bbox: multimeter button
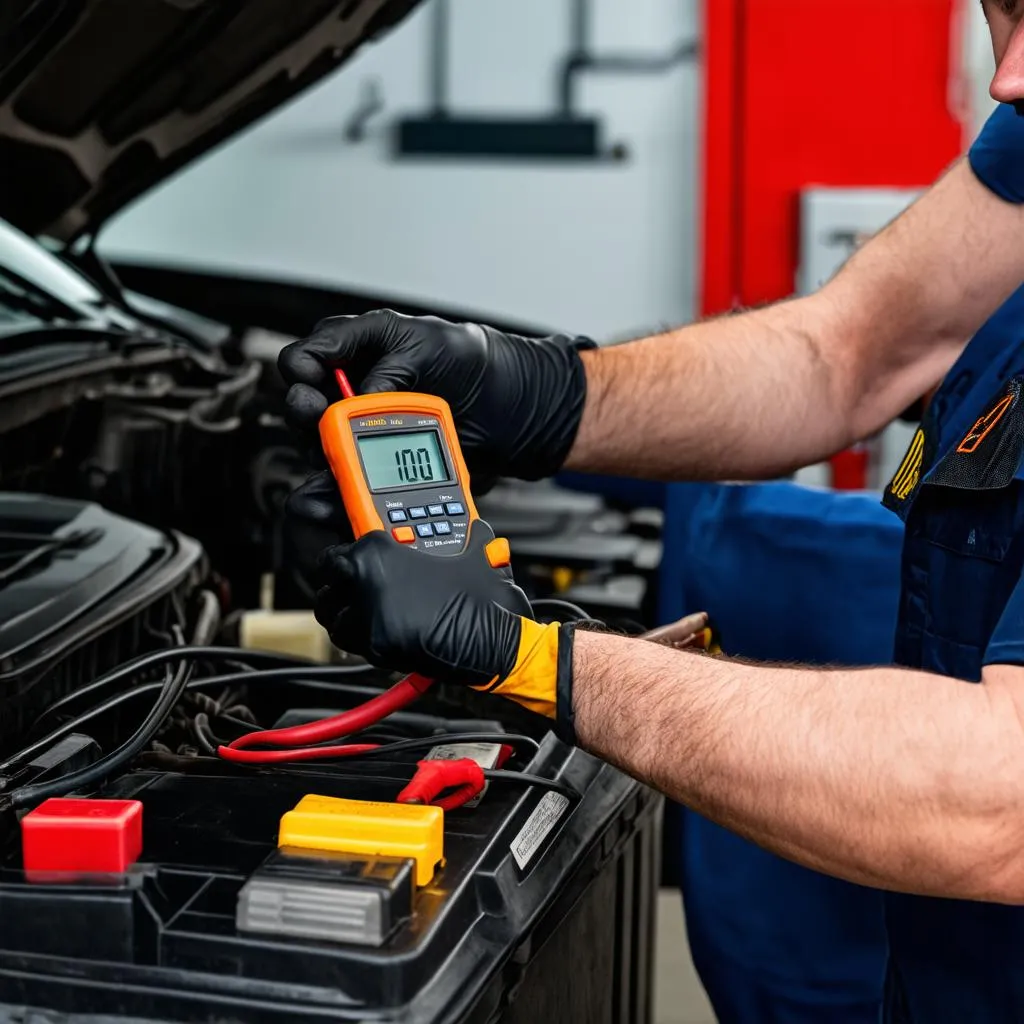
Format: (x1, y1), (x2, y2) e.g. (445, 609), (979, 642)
(392, 526), (416, 544)
(434, 521), (452, 536)
(409, 507), (427, 519)
(445, 502), (465, 516)
(427, 504), (445, 517)
(415, 523), (434, 538)
(388, 510), (409, 523)
(485, 538), (512, 569)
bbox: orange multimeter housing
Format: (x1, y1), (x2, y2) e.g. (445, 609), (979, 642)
(319, 392), (510, 568)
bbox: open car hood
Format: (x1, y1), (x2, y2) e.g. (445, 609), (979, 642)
(0, 0), (422, 242)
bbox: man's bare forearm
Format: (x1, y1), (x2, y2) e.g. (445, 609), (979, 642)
(566, 160), (1024, 481)
(572, 630), (1024, 903)
(567, 297), (853, 480)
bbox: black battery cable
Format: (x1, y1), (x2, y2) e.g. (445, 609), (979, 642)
(29, 645), (347, 736)
(7, 628), (193, 810)
(6, 665), (377, 774)
(529, 598), (599, 623)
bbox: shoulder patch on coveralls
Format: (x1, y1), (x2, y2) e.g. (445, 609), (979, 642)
(929, 376), (1024, 492)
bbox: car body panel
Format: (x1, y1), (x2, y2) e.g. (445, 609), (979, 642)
(0, 0), (423, 240)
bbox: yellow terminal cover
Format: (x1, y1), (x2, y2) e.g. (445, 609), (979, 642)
(278, 795), (444, 887)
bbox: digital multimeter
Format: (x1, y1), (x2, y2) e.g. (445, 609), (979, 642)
(319, 382), (511, 570)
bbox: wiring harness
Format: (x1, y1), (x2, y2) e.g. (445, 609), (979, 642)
(0, 597), (715, 814)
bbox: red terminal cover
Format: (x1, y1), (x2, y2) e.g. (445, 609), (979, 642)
(21, 798), (143, 874)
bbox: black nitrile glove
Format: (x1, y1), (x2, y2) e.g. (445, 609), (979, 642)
(279, 310), (594, 520)
(287, 467), (354, 537)
(315, 519), (578, 733)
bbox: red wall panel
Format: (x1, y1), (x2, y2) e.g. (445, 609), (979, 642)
(701, 0), (967, 316)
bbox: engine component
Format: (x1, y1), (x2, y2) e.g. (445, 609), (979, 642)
(238, 608), (336, 662)
(0, 493), (203, 756)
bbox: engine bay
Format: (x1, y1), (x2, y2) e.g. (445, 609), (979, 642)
(0, 238), (664, 1024)
(0, 3), (668, 1019)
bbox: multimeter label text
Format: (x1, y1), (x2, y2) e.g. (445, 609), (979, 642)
(422, 537), (463, 550)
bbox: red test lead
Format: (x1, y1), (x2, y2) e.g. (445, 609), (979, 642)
(396, 758), (486, 812)
(217, 673), (435, 764)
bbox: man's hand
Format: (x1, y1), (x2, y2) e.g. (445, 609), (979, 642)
(279, 311), (594, 524)
(314, 520), (571, 722)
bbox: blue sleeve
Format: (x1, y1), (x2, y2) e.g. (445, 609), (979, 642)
(969, 104), (1024, 204)
(985, 575), (1024, 666)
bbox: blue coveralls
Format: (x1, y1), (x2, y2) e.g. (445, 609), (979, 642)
(668, 285), (1024, 1024)
(883, 101), (1024, 1023)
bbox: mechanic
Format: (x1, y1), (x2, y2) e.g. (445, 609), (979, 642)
(281, 6), (1024, 1021)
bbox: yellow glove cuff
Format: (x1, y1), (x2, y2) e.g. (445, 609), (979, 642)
(472, 618), (561, 719)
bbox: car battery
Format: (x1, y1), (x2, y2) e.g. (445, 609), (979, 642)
(0, 730), (661, 1024)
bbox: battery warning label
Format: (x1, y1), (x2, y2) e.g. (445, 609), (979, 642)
(510, 792), (570, 870)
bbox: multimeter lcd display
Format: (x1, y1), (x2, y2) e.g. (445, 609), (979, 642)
(357, 430), (452, 491)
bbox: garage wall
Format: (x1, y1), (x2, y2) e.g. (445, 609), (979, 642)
(964, 0), (998, 137)
(100, 0), (701, 342)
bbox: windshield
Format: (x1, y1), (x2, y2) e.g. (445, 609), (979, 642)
(0, 218), (156, 346)
(0, 267), (70, 330)
(0, 219), (105, 326)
